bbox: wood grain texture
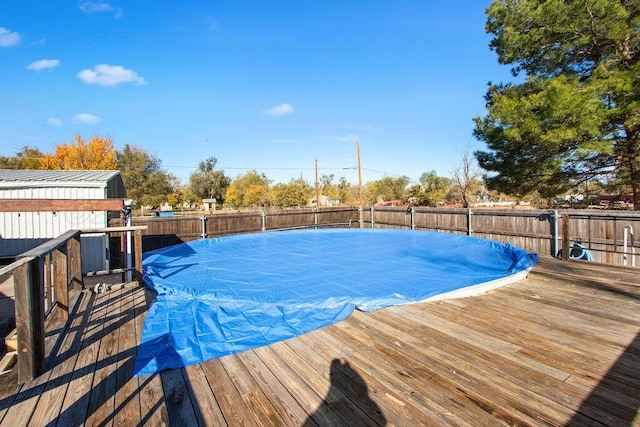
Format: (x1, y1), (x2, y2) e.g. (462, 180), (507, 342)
(0, 257), (638, 426)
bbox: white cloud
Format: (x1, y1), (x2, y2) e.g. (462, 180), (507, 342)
(266, 103), (294, 117)
(79, 2), (122, 18)
(27, 59), (61, 71)
(77, 64), (146, 87)
(79, 2), (113, 13)
(72, 113), (102, 124)
(0, 27), (20, 48)
(47, 117), (63, 127)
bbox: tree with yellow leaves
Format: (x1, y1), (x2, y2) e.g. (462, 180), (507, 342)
(40, 134), (117, 170)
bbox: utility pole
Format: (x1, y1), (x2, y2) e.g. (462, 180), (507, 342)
(357, 136), (363, 206)
(315, 157), (320, 209)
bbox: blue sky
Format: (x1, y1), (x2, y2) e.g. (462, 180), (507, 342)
(0, 1), (513, 186)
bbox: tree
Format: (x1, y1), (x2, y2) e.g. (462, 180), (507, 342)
(0, 146), (45, 169)
(316, 174), (358, 205)
(365, 176), (410, 205)
(40, 134), (117, 170)
(270, 179), (312, 208)
(116, 145), (175, 207)
(451, 148), (483, 208)
(226, 171), (271, 207)
(188, 157), (230, 203)
(474, 0), (640, 209)
(408, 171), (452, 206)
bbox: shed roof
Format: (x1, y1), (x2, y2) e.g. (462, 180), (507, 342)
(0, 169), (120, 184)
(0, 169), (126, 198)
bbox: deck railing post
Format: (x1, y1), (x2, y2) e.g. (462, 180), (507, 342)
(14, 257), (46, 383)
(562, 214), (570, 261)
(68, 233), (83, 290)
(53, 246), (69, 318)
(134, 229), (143, 283)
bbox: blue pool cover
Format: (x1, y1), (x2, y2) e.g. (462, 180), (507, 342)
(134, 228), (537, 376)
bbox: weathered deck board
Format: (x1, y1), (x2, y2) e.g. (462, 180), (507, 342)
(22, 291), (93, 425)
(0, 256), (638, 426)
(112, 286), (141, 426)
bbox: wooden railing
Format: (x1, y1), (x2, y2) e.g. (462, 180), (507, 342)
(0, 226), (146, 383)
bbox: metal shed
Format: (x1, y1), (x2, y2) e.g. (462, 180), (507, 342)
(0, 170), (126, 272)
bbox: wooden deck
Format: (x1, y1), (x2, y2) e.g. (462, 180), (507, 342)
(0, 257), (638, 426)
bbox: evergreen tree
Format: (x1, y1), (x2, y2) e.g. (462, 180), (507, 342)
(475, 0), (640, 209)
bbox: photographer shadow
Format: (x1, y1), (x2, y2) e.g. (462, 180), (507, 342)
(304, 358), (386, 426)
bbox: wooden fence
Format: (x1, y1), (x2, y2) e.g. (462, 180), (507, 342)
(112, 208), (360, 252)
(115, 207), (639, 268)
(0, 226), (145, 383)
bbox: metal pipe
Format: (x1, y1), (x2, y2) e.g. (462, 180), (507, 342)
(553, 210), (559, 257)
(623, 225), (635, 267)
(370, 206), (374, 228)
(407, 207), (415, 230)
(125, 211), (132, 283)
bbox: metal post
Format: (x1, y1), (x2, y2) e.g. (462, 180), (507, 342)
(261, 208), (266, 232)
(314, 206), (318, 229)
(623, 225), (635, 267)
(467, 209), (473, 236)
(370, 206), (374, 228)
(201, 215), (207, 239)
(358, 206), (363, 228)
(407, 207), (415, 230)
(552, 210), (559, 257)
(126, 214), (133, 283)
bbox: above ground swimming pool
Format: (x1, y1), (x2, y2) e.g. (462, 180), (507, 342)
(134, 228), (538, 376)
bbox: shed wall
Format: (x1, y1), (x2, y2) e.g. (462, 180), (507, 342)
(0, 183), (109, 272)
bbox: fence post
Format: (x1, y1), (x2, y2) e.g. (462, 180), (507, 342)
(467, 209), (473, 236)
(14, 258), (45, 383)
(562, 214), (570, 261)
(53, 247), (69, 318)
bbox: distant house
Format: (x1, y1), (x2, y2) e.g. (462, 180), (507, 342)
(202, 198), (217, 212)
(310, 195), (340, 208)
(0, 169), (126, 272)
